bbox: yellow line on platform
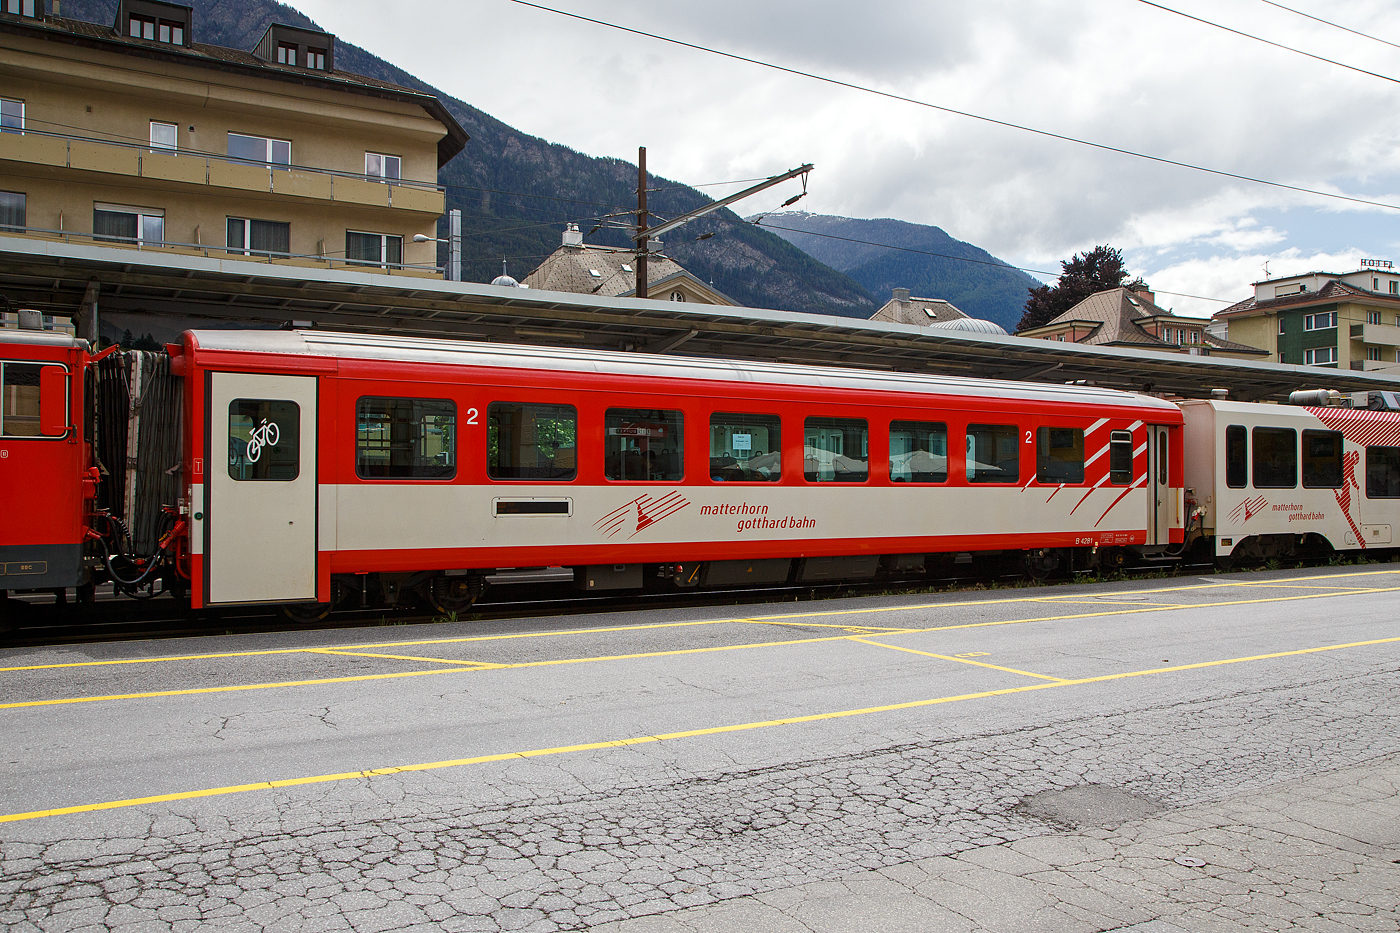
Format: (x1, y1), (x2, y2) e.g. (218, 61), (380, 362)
(304, 649), (502, 667)
(848, 638), (1070, 682)
(4, 634), (1397, 825)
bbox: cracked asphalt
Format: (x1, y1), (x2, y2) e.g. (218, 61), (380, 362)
(1, 564), (1398, 932)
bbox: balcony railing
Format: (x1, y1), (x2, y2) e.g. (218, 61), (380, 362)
(0, 226), (442, 277)
(0, 128), (445, 213)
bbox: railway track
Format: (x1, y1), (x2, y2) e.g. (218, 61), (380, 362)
(0, 558), (1220, 648)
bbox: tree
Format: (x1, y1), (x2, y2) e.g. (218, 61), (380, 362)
(1017, 245), (1147, 332)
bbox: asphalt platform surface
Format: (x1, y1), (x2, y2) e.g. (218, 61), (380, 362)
(1, 564), (1397, 931)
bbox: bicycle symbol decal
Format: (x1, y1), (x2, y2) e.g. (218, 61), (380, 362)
(245, 419), (280, 463)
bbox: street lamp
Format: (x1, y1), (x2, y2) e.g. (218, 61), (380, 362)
(413, 208), (461, 281)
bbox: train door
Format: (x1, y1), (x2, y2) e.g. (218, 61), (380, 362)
(1148, 425), (1170, 546)
(206, 372), (317, 605)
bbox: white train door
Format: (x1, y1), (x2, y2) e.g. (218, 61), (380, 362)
(1148, 425), (1170, 546)
(206, 372), (318, 605)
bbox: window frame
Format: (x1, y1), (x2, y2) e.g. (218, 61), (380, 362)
(277, 41), (298, 66)
(1252, 426), (1298, 489)
(226, 216), (291, 258)
(1304, 346), (1338, 366)
(1225, 424), (1247, 489)
(1301, 429), (1343, 489)
(93, 202), (164, 246)
(1366, 446), (1400, 499)
(803, 416), (869, 483)
(226, 398), (300, 482)
(1035, 426), (1085, 485)
(0, 189), (25, 232)
(709, 412), (781, 483)
(889, 420), (948, 484)
(0, 360), (69, 440)
(0, 97), (23, 134)
(486, 401), (578, 482)
(604, 407), (685, 483)
(1303, 311), (1337, 331)
(346, 230), (404, 268)
(965, 423), (1020, 484)
(354, 396), (457, 481)
(1109, 430), (1134, 485)
(227, 132), (291, 169)
(149, 121), (177, 152)
(365, 152), (401, 183)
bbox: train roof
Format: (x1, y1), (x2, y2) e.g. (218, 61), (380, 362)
(186, 329), (1182, 413)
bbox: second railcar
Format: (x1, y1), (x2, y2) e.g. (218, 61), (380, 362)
(174, 330), (1185, 613)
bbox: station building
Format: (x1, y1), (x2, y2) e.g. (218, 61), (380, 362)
(0, 0), (466, 319)
(1212, 265), (1400, 372)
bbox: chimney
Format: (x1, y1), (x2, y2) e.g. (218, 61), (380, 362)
(562, 223), (583, 248)
(1134, 287), (1155, 305)
(892, 287), (910, 302)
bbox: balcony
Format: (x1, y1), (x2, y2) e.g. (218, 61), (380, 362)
(0, 226), (442, 278)
(0, 129), (445, 215)
(1349, 322), (1400, 347)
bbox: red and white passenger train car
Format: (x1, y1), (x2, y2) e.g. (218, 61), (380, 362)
(167, 330), (1184, 612)
(14, 324), (1399, 618)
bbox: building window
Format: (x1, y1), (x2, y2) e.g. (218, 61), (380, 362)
(710, 413), (780, 481)
(1303, 311), (1337, 330)
(1369, 347), (1383, 361)
(0, 98), (22, 134)
(227, 217), (291, 257)
(93, 204), (163, 246)
(1304, 347), (1338, 365)
(4, 0), (39, 16)
(356, 397), (456, 479)
(604, 408), (683, 482)
(277, 42), (298, 66)
(227, 133), (291, 169)
(1368, 311), (1382, 325)
(890, 421), (947, 483)
(149, 121), (177, 152)
(804, 417), (869, 482)
(966, 423), (1019, 483)
(1374, 278), (1381, 291)
(668, 290), (687, 302)
(0, 191), (24, 231)
(307, 47), (326, 70)
(365, 153), (400, 183)
(1391, 282), (1398, 295)
(487, 403), (577, 480)
(346, 231), (402, 268)
(159, 20), (183, 44)
(128, 12), (154, 39)
(1278, 316), (1286, 335)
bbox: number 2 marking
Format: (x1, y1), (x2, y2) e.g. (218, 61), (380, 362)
(1025, 430), (1033, 444)
(466, 408), (479, 425)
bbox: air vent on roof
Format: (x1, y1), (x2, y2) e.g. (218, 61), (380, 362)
(621, 264), (632, 272)
(924, 308), (937, 318)
(588, 269), (602, 278)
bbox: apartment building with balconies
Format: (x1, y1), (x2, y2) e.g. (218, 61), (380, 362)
(1212, 263), (1400, 372)
(0, 0), (466, 277)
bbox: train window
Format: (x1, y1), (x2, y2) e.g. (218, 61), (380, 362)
(356, 397), (455, 479)
(1366, 446), (1400, 498)
(889, 421), (947, 483)
(966, 424), (1019, 483)
(605, 408), (683, 482)
(1109, 430), (1133, 485)
(227, 399), (299, 481)
(0, 362), (41, 436)
(804, 417), (868, 482)
(1036, 427), (1084, 484)
(487, 403), (576, 480)
(1301, 430), (1343, 488)
(710, 413), (780, 482)
(1225, 425), (1247, 488)
(1252, 427), (1297, 488)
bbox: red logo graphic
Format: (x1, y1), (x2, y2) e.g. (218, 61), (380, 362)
(1335, 449), (1366, 548)
(1229, 495), (1268, 523)
(595, 491), (690, 538)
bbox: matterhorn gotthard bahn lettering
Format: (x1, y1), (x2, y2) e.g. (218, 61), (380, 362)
(594, 496), (816, 537)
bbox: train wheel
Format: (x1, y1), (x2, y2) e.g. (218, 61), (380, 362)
(281, 601), (332, 624)
(428, 575), (482, 615)
(1025, 548), (1063, 582)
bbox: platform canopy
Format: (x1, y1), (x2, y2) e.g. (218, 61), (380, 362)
(4, 236), (1399, 403)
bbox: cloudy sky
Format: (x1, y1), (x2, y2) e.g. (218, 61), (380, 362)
(293, 0), (1400, 317)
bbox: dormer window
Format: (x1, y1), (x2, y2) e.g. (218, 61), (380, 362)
(118, 1), (191, 46)
(277, 42), (297, 65)
(254, 23), (335, 73)
(3, 0), (38, 18)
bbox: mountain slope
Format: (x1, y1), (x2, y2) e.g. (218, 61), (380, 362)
(59, 0), (877, 318)
(751, 212), (1041, 330)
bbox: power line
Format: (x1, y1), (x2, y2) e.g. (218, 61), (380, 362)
(1135, 0), (1400, 86)
(506, 0), (1400, 214)
(1257, 0), (1400, 53)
